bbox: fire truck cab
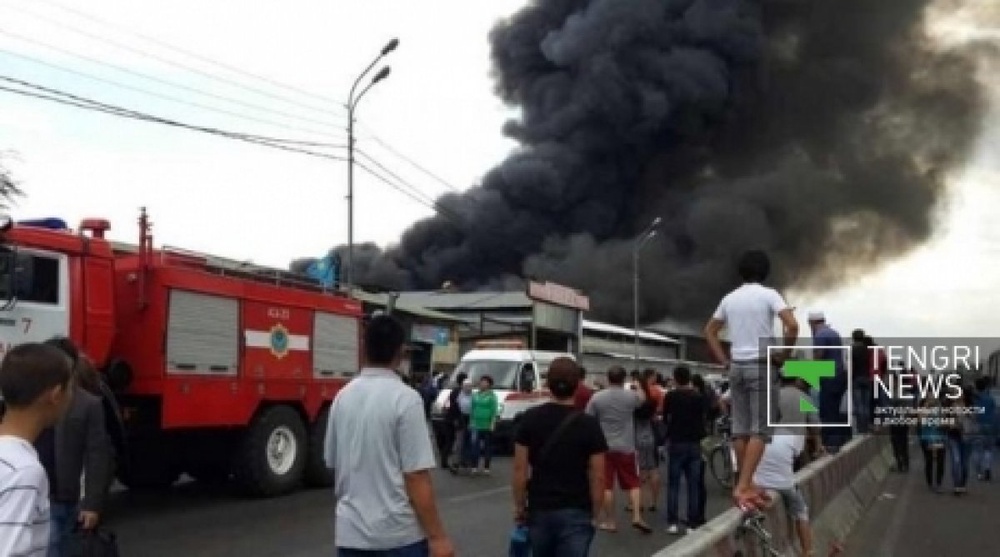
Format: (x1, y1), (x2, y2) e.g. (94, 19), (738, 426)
(0, 211), (363, 497)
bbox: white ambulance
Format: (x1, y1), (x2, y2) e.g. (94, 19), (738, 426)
(430, 341), (574, 448)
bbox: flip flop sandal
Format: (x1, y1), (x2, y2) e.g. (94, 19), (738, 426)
(632, 521), (653, 534)
(598, 523), (618, 533)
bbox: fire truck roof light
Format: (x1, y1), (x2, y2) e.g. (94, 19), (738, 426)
(18, 218), (69, 231)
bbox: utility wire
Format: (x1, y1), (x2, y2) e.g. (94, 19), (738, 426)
(0, 46), (346, 141)
(33, 0), (350, 114)
(4, 0), (465, 197)
(0, 0), (349, 122)
(366, 133), (462, 192)
(355, 149), (441, 207)
(0, 28), (348, 138)
(0, 80), (346, 161)
(0, 75), (467, 227)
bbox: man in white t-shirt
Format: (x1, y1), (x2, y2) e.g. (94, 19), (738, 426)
(704, 250), (798, 511)
(753, 434), (815, 557)
(0, 343), (74, 557)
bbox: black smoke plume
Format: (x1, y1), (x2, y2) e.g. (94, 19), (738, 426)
(295, 0), (989, 325)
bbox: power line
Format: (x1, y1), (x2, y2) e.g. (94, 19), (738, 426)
(365, 133), (462, 192)
(0, 80), (346, 161)
(355, 149), (441, 207)
(5, 0), (466, 198)
(0, 28), (348, 138)
(0, 46), (345, 141)
(34, 0), (350, 114)
(0, 0), (349, 122)
(0, 75), (468, 227)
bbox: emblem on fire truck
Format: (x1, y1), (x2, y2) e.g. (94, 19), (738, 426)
(269, 323), (290, 359)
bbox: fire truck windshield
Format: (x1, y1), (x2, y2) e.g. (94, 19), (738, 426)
(0, 251), (59, 305)
(450, 360), (520, 391)
(0, 249), (14, 303)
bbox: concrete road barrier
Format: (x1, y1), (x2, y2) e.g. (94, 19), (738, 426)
(653, 435), (892, 556)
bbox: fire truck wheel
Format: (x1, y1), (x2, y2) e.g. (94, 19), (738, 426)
(235, 405), (308, 497)
(304, 405), (333, 488)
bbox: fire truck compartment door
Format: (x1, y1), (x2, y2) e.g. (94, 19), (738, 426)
(312, 312), (359, 378)
(166, 290), (239, 375)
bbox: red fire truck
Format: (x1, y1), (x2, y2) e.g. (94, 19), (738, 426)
(0, 209), (363, 497)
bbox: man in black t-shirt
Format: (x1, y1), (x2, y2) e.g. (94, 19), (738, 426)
(662, 366), (708, 534)
(512, 358), (608, 557)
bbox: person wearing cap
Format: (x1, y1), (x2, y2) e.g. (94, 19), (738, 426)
(807, 312), (851, 452)
(512, 357), (607, 556)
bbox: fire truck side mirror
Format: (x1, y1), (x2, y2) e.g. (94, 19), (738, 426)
(0, 216), (11, 232)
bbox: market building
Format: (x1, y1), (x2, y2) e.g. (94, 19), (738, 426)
(350, 290), (466, 382)
(396, 280), (591, 356)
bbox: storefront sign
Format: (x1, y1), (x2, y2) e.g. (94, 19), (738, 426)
(527, 281), (590, 311)
(411, 324), (451, 346)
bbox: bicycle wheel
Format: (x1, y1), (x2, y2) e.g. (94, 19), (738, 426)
(709, 445), (734, 489)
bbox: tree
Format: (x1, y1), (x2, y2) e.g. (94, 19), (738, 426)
(0, 156), (23, 209)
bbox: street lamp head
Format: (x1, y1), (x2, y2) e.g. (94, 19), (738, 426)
(382, 38), (400, 55)
(372, 66), (391, 84)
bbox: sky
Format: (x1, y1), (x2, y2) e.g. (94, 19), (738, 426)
(0, 0), (998, 340)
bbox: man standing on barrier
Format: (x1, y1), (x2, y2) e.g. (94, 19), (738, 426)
(705, 250), (798, 511)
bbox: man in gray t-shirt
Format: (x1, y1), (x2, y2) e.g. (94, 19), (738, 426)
(325, 315), (455, 557)
(585, 367), (652, 533)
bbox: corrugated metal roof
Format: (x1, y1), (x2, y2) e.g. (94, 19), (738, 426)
(350, 290), (467, 323)
(648, 317), (730, 341)
(395, 291), (533, 310)
(583, 319), (679, 344)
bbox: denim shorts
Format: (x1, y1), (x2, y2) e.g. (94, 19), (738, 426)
(777, 487), (809, 521)
(729, 360), (779, 441)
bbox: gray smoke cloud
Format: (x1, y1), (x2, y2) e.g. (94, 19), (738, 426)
(294, 0), (989, 325)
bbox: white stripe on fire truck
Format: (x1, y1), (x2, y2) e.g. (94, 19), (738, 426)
(243, 331), (310, 351)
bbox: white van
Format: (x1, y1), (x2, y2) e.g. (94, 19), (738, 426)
(430, 343), (574, 448)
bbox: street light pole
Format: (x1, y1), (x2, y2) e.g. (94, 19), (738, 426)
(346, 38), (399, 289)
(633, 217), (662, 366)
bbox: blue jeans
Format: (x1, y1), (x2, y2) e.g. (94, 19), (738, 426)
(666, 442), (703, 526)
(338, 539), (429, 557)
(819, 380), (851, 450)
(971, 433), (994, 477)
(469, 429), (493, 470)
(947, 437), (970, 488)
(852, 378), (873, 433)
(459, 428), (475, 467)
(48, 502), (78, 557)
(528, 508), (595, 557)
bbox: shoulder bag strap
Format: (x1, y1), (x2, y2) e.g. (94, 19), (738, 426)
(536, 411), (580, 463)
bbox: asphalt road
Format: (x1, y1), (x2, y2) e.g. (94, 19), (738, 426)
(105, 457), (731, 557)
(843, 443), (1000, 556)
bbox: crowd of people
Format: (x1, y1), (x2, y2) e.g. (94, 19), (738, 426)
(3, 248), (996, 557)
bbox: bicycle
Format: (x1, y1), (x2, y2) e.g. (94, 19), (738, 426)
(707, 415), (738, 489)
(736, 510), (780, 557)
